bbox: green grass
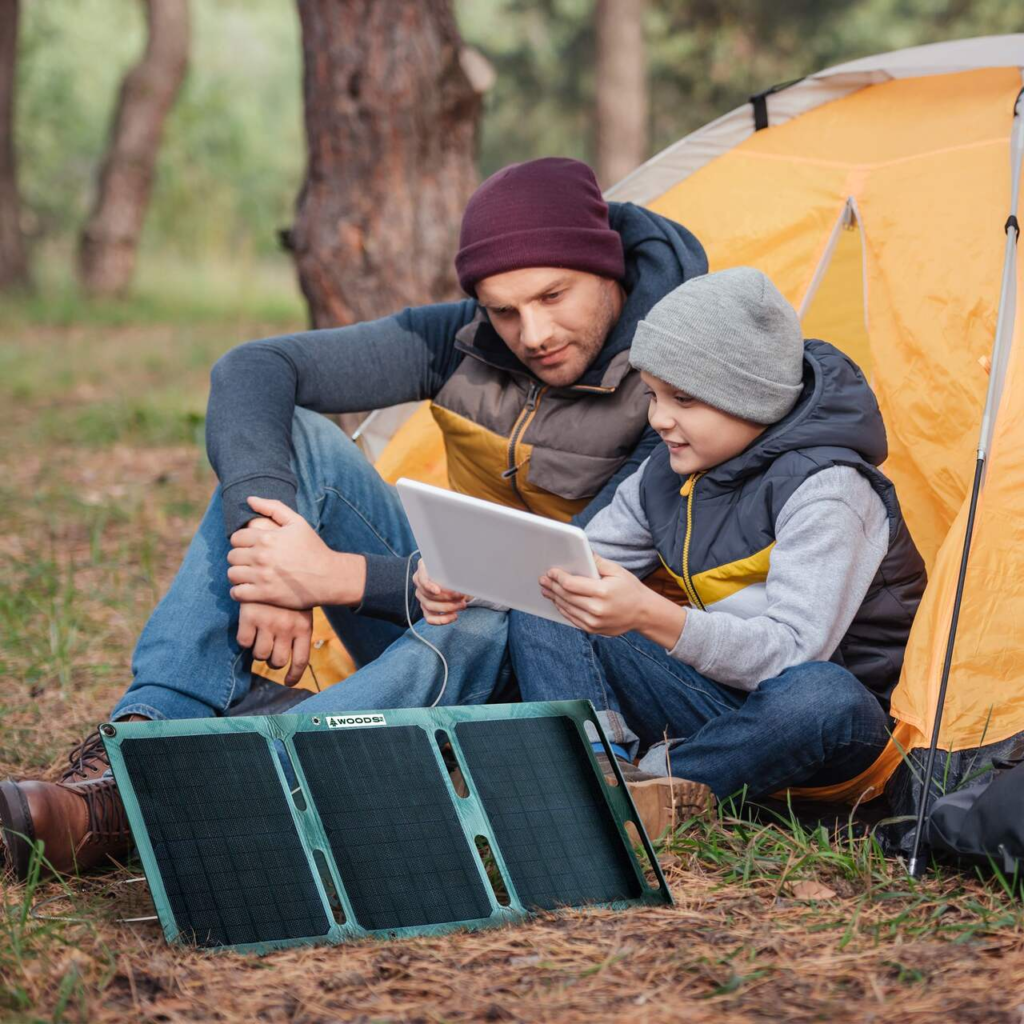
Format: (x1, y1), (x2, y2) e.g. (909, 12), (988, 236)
(33, 399), (206, 449)
(1, 845), (119, 1022)
(0, 247), (305, 330)
(662, 798), (1024, 945)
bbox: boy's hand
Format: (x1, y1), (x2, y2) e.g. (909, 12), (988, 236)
(227, 496), (364, 609)
(237, 602), (313, 686)
(413, 560), (468, 626)
(539, 555), (656, 636)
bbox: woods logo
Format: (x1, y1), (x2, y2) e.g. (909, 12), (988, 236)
(325, 714), (387, 729)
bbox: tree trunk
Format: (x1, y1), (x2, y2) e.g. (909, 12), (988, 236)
(291, 0), (483, 331)
(594, 0), (648, 190)
(0, 0), (30, 291)
(77, 0), (189, 297)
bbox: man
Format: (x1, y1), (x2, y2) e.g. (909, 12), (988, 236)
(0, 157), (706, 880)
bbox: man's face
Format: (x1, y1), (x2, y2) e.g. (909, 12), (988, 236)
(641, 371), (767, 476)
(475, 267), (624, 387)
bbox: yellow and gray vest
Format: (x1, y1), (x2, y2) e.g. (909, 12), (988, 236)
(640, 341), (927, 702)
(430, 311), (649, 521)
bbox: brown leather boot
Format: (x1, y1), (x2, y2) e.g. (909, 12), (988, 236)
(57, 715), (149, 785)
(0, 775), (132, 881)
(59, 729), (112, 784)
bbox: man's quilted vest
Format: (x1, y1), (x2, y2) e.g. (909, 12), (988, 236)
(639, 341), (927, 705)
(430, 311), (649, 521)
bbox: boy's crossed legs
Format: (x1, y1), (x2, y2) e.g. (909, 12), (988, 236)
(508, 609), (890, 803)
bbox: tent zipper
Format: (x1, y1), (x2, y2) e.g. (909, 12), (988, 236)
(680, 472), (706, 610)
(504, 382), (546, 507)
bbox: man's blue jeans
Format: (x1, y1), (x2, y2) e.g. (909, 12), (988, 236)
(112, 409), (508, 721)
(507, 610), (891, 800)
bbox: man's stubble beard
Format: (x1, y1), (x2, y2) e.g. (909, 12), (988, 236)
(536, 284), (623, 388)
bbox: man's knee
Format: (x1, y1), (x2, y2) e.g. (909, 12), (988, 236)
(290, 408), (376, 505)
(291, 407), (360, 466)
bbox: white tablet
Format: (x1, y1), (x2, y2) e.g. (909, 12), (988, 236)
(396, 478), (599, 626)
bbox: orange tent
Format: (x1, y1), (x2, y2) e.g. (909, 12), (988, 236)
(272, 37), (1024, 837)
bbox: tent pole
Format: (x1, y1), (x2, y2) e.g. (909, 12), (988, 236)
(907, 88), (1024, 878)
(907, 458), (984, 878)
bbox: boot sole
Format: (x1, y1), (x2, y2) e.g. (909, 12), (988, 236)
(0, 780), (36, 882)
(627, 776), (715, 840)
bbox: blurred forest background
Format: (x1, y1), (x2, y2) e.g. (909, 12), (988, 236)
(4, 0), (1020, 319)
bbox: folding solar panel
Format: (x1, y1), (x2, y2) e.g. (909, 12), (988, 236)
(103, 702), (671, 954)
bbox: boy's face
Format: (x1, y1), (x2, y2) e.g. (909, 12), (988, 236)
(641, 371), (767, 476)
(476, 267), (624, 387)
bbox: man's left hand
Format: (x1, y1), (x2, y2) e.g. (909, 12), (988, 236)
(228, 496), (342, 610)
(540, 555), (652, 635)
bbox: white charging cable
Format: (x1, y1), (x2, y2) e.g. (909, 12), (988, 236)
(404, 549), (449, 708)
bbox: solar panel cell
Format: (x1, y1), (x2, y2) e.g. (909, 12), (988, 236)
(121, 733), (330, 947)
(455, 716), (642, 910)
(294, 726), (493, 931)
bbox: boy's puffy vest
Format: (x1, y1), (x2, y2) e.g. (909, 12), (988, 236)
(639, 340), (927, 705)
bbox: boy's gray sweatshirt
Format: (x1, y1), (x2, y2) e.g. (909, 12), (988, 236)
(585, 460), (890, 690)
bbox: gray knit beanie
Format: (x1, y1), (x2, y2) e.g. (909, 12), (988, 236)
(630, 267), (805, 425)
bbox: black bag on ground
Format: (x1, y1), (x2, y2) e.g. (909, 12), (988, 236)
(927, 758), (1024, 875)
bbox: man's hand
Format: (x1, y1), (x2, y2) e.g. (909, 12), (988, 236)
(227, 496), (365, 609)
(413, 560), (468, 626)
(541, 554), (686, 647)
(237, 602), (313, 686)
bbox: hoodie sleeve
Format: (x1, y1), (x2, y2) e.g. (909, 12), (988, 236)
(206, 300), (476, 537)
(667, 466), (890, 690)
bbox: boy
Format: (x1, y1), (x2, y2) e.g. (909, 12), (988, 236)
(418, 267), (927, 835)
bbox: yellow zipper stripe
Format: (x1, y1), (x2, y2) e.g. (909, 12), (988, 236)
(507, 386), (547, 511)
(514, 387), (546, 464)
(681, 472), (706, 611)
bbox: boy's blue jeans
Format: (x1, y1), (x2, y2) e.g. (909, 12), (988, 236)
(507, 610), (891, 800)
(112, 409), (509, 722)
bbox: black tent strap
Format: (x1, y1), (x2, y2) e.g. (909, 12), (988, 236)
(1007, 215), (1019, 238)
(749, 77), (805, 131)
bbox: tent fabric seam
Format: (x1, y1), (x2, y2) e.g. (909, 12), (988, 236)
(711, 136), (1007, 174)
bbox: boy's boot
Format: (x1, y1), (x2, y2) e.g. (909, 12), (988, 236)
(627, 776), (714, 840)
(596, 752), (713, 839)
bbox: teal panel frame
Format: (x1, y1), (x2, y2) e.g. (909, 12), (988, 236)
(102, 700), (672, 954)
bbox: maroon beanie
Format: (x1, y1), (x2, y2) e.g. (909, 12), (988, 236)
(455, 157), (625, 296)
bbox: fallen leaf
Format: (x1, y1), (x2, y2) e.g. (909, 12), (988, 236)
(788, 880), (837, 901)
